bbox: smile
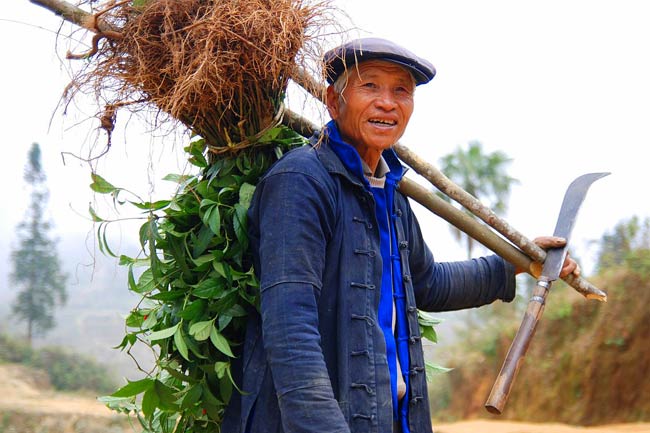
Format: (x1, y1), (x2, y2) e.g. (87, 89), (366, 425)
(369, 118), (397, 126)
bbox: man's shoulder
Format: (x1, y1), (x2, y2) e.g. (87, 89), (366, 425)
(264, 143), (331, 180)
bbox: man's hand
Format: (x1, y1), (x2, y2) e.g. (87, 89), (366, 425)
(516, 236), (580, 278)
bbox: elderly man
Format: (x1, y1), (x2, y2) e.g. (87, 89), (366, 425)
(222, 38), (577, 433)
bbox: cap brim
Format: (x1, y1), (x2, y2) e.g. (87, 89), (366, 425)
(324, 38), (436, 86)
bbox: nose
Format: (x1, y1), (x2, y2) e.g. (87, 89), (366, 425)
(374, 89), (398, 110)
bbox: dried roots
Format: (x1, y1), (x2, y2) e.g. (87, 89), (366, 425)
(70, 0), (337, 152)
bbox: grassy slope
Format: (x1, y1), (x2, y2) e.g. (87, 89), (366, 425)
(437, 265), (650, 425)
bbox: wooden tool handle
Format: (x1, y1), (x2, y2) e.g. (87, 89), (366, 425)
(485, 281), (550, 414)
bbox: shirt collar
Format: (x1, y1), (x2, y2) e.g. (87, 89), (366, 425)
(323, 120), (405, 188)
(362, 157), (389, 188)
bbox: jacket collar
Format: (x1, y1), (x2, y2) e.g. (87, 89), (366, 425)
(311, 121), (406, 189)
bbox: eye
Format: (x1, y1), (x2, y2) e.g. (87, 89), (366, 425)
(362, 81), (377, 89)
(395, 85), (412, 95)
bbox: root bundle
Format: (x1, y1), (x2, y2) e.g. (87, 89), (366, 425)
(71, 0), (336, 152)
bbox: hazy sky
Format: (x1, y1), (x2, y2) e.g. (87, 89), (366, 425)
(1, 0), (649, 290)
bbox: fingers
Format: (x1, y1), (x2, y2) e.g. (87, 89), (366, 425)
(532, 236), (566, 249)
(530, 236), (581, 279)
(559, 252), (581, 278)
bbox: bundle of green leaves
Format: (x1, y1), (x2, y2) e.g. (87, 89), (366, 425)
(93, 125), (305, 432)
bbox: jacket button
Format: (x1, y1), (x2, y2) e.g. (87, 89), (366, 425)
(395, 209), (403, 217)
(403, 275), (411, 283)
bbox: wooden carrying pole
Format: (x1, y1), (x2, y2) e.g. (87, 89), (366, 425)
(283, 109), (606, 301)
(29, 0), (608, 303)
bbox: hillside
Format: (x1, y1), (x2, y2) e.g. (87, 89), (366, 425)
(436, 263), (650, 425)
(0, 363), (134, 433)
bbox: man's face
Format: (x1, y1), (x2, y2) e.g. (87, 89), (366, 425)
(326, 60), (415, 155)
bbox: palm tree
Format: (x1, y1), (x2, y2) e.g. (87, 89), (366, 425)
(437, 140), (518, 258)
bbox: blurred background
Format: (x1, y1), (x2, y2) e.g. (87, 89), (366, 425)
(0, 1), (648, 432)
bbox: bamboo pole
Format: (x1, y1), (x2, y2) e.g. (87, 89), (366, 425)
(279, 107), (606, 301)
(29, 0), (607, 302)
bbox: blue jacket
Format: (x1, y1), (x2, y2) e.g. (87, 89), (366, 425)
(222, 137), (516, 433)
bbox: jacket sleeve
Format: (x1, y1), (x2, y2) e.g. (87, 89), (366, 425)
(402, 196), (517, 312)
(250, 168), (351, 433)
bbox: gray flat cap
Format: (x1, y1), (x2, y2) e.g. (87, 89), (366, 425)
(323, 37), (436, 86)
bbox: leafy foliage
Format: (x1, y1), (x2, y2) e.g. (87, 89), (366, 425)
(595, 216), (650, 274)
(94, 124), (447, 431)
(10, 143), (67, 344)
(94, 126), (306, 432)
(417, 311), (452, 377)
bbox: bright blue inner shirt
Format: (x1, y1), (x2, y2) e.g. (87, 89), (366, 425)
(325, 121), (412, 432)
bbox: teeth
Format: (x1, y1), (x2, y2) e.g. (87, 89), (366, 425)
(369, 119), (396, 126)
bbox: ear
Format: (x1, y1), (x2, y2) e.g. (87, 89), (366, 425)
(326, 85), (340, 120)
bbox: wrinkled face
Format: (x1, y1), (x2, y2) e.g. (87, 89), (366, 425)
(326, 60), (415, 155)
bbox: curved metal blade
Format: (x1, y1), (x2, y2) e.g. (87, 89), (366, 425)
(542, 172), (610, 281)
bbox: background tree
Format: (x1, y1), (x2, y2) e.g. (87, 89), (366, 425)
(437, 140), (518, 258)
(10, 143), (67, 345)
(595, 215), (650, 273)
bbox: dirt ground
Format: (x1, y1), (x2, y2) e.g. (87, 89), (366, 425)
(434, 420), (650, 433)
(1, 364), (649, 433)
(0, 363), (114, 417)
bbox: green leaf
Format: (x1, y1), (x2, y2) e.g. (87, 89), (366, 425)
(135, 268), (155, 293)
(217, 315), (233, 331)
(174, 327), (190, 361)
(191, 254), (215, 267)
(215, 361), (229, 379)
(142, 312), (158, 330)
(119, 255), (150, 267)
(233, 203), (248, 246)
(202, 204), (221, 236)
(127, 267), (136, 295)
(125, 311), (145, 329)
(218, 372), (233, 402)
(113, 334), (135, 351)
(97, 395), (138, 413)
(192, 225), (214, 258)
(129, 199), (171, 211)
(154, 380), (179, 411)
(201, 383), (223, 406)
(189, 320), (213, 341)
(420, 326), (438, 344)
(141, 387), (159, 418)
(163, 366), (194, 383)
(210, 326), (234, 357)
(148, 323), (180, 341)
(417, 310), (442, 327)
(89, 204), (104, 222)
(187, 140), (208, 168)
(178, 299), (206, 320)
(148, 290), (185, 302)
(90, 173), (117, 194)
(191, 278), (226, 299)
(238, 183), (256, 208)
(97, 223), (117, 258)
(425, 361), (453, 379)
(163, 173), (192, 184)
(185, 334), (208, 360)
(180, 385), (203, 409)
(111, 378), (154, 398)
